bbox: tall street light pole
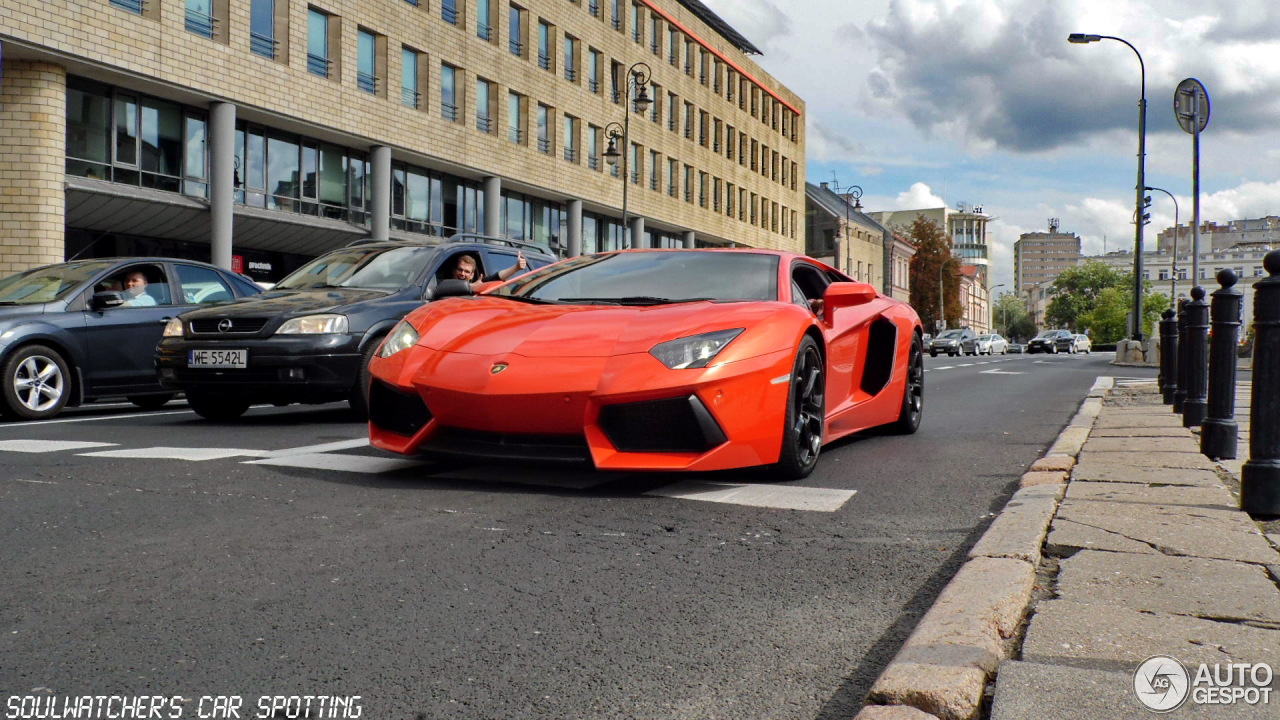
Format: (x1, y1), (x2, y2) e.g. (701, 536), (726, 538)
(1069, 33), (1147, 340)
(990, 283), (1006, 334)
(834, 182), (862, 277)
(1145, 185), (1180, 307)
(602, 62), (652, 248)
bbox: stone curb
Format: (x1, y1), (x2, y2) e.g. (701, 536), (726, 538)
(855, 383), (1103, 720)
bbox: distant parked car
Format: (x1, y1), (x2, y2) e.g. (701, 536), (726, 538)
(1073, 334), (1092, 354)
(0, 257), (261, 420)
(1028, 329), (1076, 354)
(1006, 342), (1024, 354)
(929, 328), (975, 357)
(963, 333), (1008, 355)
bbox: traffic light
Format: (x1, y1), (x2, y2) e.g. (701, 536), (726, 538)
(1141, 194), (1152, 226)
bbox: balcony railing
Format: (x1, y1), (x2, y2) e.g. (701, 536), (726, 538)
(588, 1), (599, 17)
(538, 138), (551, 154)
(667, 119), (676, 131)
(632, 29), (641, 42)
(650, 41), (659, 54)
(538, 53), (551, 70)
(683, 127), (692, 139)
(564, 68), (576, 82)
(477, 23), (491, 40)
(442, 4), (458, 24)
(249, 32), (277, 59)
(508, 127), (524, 144)
(630, 169), (640, 184)
(649, 177), (659, 191)
(684, 188), (693, 202)
(401, 87), (421, 109)
(588, 156), (599, 170)
(611, 90), (622, 104)
(357, 72), (379, 94)
(588, 79), (600, 93)
(668, 185), (677, 198)
(509, 40), (523, 57)
(185, 9), (216, 38)
(441, 102), (459, 121)
(476, 115), (493, 133)
(564, 147), (577, 162)
(306, 53), (331, 77)
(612, 17), (623, 31)
(610, 165), (619, 178)
(110, 0), (144, 14)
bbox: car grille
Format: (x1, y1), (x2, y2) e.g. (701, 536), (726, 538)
(189, 318), (270, 335)
(369, 379), (432, 437)
(422, 427), (591, 464)
(598, 395), (727, 453)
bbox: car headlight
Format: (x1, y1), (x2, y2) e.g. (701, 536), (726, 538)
(650, 329), (744, 369)
(378, 320), (420, 358)
(162, 318), (184, 338)
(276, 314), (349, 335)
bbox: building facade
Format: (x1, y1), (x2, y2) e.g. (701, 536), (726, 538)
(1156, 216), (1280, 255)
(803, 181), (893, 290)
(1014, 219), (1082, 294)
(868, 203), (993, 284)
(957, 264), (990, 334)
(0, 0), (805, 281)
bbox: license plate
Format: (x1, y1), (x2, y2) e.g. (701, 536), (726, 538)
(188, 349), (247, 369)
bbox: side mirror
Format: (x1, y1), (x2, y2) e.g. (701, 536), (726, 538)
(91, 290), (126, 310)
(821, 282), (878, 323)
(429, 278), (474, 300)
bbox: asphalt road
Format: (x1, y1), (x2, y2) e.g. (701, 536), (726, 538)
(0, 351), (1155, 720)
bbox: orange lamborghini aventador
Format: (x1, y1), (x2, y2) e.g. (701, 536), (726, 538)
(367, 249), (923, 479)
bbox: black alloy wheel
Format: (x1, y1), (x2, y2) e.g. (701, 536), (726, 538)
(771, 336), (824, 480)
(889, 334), (924, 434)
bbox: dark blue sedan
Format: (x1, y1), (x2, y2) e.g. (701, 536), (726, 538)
(0, 258), (261, 420)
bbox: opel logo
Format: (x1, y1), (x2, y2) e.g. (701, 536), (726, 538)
(217, 318), (233, 333)
(490, 362), (508, 374)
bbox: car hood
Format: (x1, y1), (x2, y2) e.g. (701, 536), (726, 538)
(177, 287), (392, 319)
(0, 304), (48, 322)
(409, 296), (787, 358)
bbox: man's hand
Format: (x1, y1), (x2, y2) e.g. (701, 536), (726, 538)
(516, 251), (527, 270)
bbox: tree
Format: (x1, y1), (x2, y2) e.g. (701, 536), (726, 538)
(993, 291), (1035, 341)
(906, 217), (960, 332)
(1045, 260), (1125, 329)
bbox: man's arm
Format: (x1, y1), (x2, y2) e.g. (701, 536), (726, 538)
(496, 251), (528, 281)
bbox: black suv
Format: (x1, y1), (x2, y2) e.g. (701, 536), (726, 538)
(1027, 329), (1075, 354)
(156, 235), (557, 420)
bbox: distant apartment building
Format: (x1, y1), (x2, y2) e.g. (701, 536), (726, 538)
(1014, 219), (1082, 294)
(869, 202), (993, 283)
(803, 181), (915, 297)
(1156, 215), (1280, 255)
(0, 0), (805, 280)
(958, 265), (991, 334)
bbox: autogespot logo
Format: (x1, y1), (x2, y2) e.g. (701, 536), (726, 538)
(1135, 655), (1191, 712)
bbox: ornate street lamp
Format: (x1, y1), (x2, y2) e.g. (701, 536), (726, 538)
(832, 182), (863, 276)
(1069, 33), (1147, 340)
(602, 62), (651, 247)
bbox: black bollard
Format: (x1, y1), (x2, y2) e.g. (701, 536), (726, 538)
(1160, 308), (1178, 404)
(1181, 286), (1209, 428)
(1174, 298), (1188, 413)
(1242, 250), (1280, 514)
(1201, 270), (1242, 459)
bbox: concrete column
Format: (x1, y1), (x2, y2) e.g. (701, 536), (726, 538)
(629, 217), (645, 249)
(370, 145), (392, 241)
(567, 199), (583, 257)
(483, 176), (502, 237)
(682, 230), (695, 249)
(0, 59), (66, 273)
(208, 102), (236, 269)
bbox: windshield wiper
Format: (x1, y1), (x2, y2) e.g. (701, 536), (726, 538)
(492, 294), (559, 304)
(556, 296), (712, 306)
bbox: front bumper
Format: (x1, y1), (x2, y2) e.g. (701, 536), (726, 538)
(367, 345), (794, 472)
(156, 334), (363, 402)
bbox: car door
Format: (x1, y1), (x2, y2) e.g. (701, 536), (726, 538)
(81, 262), (192, 392)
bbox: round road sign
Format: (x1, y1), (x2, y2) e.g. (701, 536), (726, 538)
(1174, 78), (1210, 134)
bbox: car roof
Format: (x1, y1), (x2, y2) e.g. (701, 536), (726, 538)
(345, 235), (557, 259)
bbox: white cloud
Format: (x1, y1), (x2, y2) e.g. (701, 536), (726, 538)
(893, 182), (947, 210)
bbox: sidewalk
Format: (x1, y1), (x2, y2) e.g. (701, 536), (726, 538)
(855, 378), (1280, 720)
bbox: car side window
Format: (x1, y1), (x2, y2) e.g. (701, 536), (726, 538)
(790, 263), (830, 315)
(101, 264), (173, 307)
(174, 264), (234, 305)
(436, 251), (485, 282)
(485, 250), (521, 277)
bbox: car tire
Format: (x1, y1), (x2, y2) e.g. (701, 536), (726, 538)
(770, 335), (824, 481)
(348, 337), (384, 421)
(1, 344), (71, 421)
(187, 392), (250, 421)
(930, 350), (937, 357)
(128, 394), (175, 411)
(888, 334), (924, 435)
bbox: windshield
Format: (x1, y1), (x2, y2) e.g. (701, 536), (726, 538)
(938, 330), (965, 339)
(977, 335), (993, 341)
(1035, 330), (1059, 339)
(491, 251), (779, 304)
(0, 260), (115, 305)
(275, 246), (435, 290)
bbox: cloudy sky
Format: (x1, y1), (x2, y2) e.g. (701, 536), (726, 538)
(701, 0), (1280, 292)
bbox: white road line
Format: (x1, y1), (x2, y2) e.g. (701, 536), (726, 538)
(80, 446), (270, 461)
(645, 482), (857, 512)
(933, 366), (955, 370)
(246, 453), (423, 474)
(980, 369), (1024, 375)
(0, 410), (192, 428)
(0, 440), (117, 453)
(257, 438), (370, 457)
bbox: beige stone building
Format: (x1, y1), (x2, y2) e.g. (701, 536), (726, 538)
(0, 0), (805, 280)
(802, 181), (908, 294)
(1013, 219), (1082, 294)
(868, 203), (993, 284)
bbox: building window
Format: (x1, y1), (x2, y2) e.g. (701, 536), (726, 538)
(401, 47), (421, 108)
(476, 78), (493, 133)
(682, 101), (693, 139)
(649, 82), (661, 123)
(476, 0), (492, 39)
(587, 49), (601, 93)
(441, 0), (458, 24)
(110, 0), (144, 15)
(666, 91), (677, 131)
(507, 91), (523, 143)
(563, 35), (578, 81)
(668, 28), (678, 65)
(440, 64), (458, 121)
(509, 4), (524, 57)
(356, 29), (378, 94)
(611, 0), (623, 31)
(587, 124), (600, 170)
(537, 20), (552, 70)
(185, 0), (216, 39)
(630, 3), (641, 42)
(629, 142), (640, 184)
(249, 0), (278, 59)
(610, 60), (623, 104)
(563, 115), (578, 162)
(683, 165), (693, 203)
(306, 8), (331, 78)
(649, 150), (660, 191)
(537, 104), (551, 154)
(667, 158), (677, 197)
(649, 15), (660, 54)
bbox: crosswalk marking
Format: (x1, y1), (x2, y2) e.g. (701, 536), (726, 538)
(80, 446), (270, 461)
(645, 482), (857, 512)
(0, 440), (117, 453)
(257, 438), (370, 457)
